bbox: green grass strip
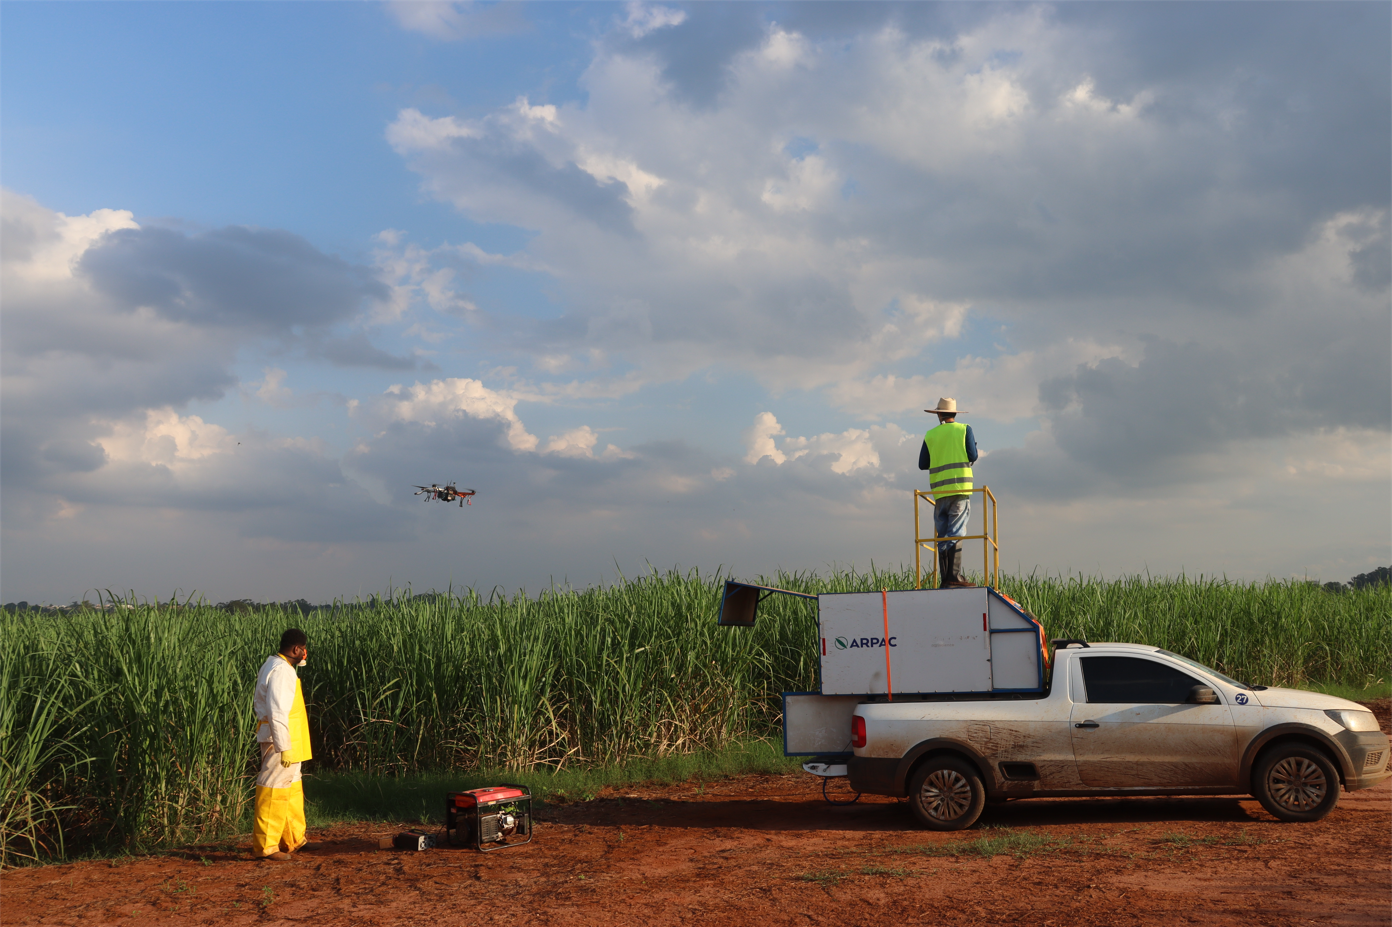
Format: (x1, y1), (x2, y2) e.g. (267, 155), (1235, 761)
(305, 737), (803, 826)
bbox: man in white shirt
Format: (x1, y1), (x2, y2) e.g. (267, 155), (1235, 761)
(251, 628), (313, 861)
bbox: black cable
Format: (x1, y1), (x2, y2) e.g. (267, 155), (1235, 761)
(821, 775), (861, 806)
(817, 738), (861, 805)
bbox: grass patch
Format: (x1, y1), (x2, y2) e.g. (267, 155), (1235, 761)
(304, 737), (802, 826)
(857, 865), (915, 878)
(1304, 679), (1391, 702)
(797, 869), (846, 886)
(1223, 829), (1263, 846)
(906, 828), (1072, 860)
(1160, 832), (1220, 848)
(1160, 829), (1263, 849)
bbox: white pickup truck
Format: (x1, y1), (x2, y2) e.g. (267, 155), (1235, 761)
(847, 640), (1391, 830)
(717, 582), (1389, 830)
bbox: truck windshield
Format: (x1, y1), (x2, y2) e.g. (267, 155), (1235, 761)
(1156, 649), (1250, 690)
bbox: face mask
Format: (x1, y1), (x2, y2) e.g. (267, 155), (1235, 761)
(297, 658), (307, 667)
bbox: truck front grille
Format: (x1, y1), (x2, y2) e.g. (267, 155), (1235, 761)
(1364, 750), (1385, 770)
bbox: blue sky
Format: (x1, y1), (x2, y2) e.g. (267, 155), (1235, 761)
(2, 2), (1388, 604)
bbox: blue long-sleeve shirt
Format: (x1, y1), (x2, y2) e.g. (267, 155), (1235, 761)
(918, 424), (976, 470)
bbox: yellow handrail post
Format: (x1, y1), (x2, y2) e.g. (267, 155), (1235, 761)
(913, 485), (1000, 589)
(913, 489), (922, 589)
(991, 487), (999, 580)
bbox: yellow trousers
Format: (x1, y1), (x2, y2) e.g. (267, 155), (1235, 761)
(252, 742), (305, 857)
(253, 780), (306, 856)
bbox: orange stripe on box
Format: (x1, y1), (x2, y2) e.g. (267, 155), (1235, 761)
(882, 589), (893, 701)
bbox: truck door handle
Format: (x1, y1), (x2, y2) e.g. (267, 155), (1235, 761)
(1074, 721), (1099, 729)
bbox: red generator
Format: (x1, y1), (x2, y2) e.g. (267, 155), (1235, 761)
(445, 786), (533, 851)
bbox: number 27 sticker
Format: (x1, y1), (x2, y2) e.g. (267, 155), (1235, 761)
(1235, 693), (1249, 705)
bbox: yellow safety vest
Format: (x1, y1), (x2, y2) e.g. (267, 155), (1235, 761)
(923, 422), (973, 498)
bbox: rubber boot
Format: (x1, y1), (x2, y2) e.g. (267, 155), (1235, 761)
(938, 549), (952, 589)
(950, 549), (976, 587)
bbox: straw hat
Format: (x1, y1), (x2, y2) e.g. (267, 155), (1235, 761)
(925, 397), (965, 415)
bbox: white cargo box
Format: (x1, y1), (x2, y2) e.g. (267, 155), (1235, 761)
(718, 582), (1046, 698)
(719, 582), (1046, 759)
(817, 587), (1045, 696)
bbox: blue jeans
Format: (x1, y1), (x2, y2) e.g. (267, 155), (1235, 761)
(934, 496), (971, 555)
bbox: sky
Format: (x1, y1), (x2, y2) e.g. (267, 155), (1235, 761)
(2, 1), (1388, 605)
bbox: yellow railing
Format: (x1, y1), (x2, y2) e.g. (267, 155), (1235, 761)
(914, 485), (999, 589)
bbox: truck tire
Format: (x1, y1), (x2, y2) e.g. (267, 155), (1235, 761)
(908, 757), (985, 831)
(1252, 744), (1340, 823)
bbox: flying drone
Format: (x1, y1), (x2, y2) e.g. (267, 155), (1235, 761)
(414, 483), (477, 507)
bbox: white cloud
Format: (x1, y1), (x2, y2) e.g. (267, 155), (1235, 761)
(385, 108), (479, 152)
(386, 1), (527, 41)
(620, 2), (686, 40)
(743, 412), (884, 475)
(386, 5), (1387, 420)
(383, 378), (539, 452)
(0, 192), (425, 554)
(0, 190), (138, 283)
(827, 337), (1135, 423)
(784, 427), (880, 475)
(743, 411), (787, 465)
(542, 425), (599, 458)
(388, 12), (1183, 400)
(252, 368), (294, 407)
(370, 231), (553, 335)
(96, 408), (237, 467)
(761, 153), (837, 213)
(1276, 428), (1390, 485)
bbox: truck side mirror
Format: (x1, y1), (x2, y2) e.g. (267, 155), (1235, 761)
(1187, 685), (1219, 705)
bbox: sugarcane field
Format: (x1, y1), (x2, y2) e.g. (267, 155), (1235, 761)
(3, 572), (1390, 926)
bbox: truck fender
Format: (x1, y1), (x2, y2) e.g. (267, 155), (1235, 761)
(1239, 723), (1353, 787)
(896, 738), (998, 795)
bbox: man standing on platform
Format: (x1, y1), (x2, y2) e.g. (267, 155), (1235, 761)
(251, 629), (313, 861)
(919, 398), (977, 588)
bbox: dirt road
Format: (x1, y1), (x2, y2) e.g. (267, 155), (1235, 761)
(7, 704), (1389, 927)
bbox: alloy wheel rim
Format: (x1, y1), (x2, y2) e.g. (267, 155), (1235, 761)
(921, 769), (972, 821)
(1268, 756), (1327, 811)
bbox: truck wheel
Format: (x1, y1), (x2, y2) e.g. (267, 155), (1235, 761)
(908, 757), (985, 831)
(1252, 744), (1340, 823)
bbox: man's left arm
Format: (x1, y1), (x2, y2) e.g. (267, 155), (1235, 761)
(265, 664), (296, 755)
(965, 425), (977, 464)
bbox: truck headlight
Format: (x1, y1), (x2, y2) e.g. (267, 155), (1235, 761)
(1325, 710), (1381, 732)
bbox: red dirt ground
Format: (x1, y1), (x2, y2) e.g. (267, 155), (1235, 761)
(5, 702), (1389, 927)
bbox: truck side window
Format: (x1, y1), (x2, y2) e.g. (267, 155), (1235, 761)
(1080, 657), (1203, 704)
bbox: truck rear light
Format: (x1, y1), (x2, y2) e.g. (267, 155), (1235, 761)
(851, 715), (866, 749)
